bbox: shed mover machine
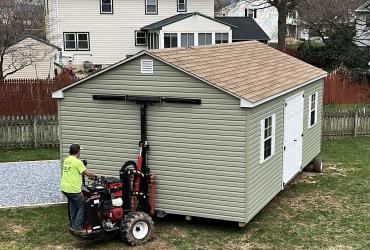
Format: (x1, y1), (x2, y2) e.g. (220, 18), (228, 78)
(69, 94), (201, 245)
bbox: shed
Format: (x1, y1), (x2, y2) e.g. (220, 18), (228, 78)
(52, 41), (327, 226)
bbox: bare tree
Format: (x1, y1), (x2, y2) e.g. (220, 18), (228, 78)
(297, 0), (363, 44)
(0, 0), (47, 81)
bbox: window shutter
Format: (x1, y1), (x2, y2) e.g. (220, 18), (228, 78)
(141, 59), (153, 74)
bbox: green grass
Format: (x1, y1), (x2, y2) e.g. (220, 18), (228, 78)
(324, 103), (370, 112)
(0, 147), (60, 163)
(0, 138), (369, 249)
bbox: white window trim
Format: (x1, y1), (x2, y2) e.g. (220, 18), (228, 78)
(141, 59), (153, 74)
(177, 0), (187, 12)
(308, 92), (318, 128)
(145, 0), (158, 14)
(260, 114), (276, 164)
(135, 31), (147, 46)
(100, 0), (113, 14)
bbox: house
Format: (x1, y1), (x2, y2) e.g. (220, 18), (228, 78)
(52, 42), (327, 226)
(355, 1), (370, 46)
(220, 0), (309, 43)
(3, 36), (61, 79)
(46, 0), (233, 70)
(215, 16), (270, 43)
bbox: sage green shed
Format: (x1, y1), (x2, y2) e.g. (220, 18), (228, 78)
(53, 41), (327, 226)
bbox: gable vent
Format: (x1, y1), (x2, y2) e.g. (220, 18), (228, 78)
(141, 59), (153, 74)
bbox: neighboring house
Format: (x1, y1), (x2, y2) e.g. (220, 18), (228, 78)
(355, 1), (370, 47)
(215, 17), (270, 43)
(220, 0), (309, 42)
(3, 36), (60, 79)
(46, 0), (233, 69)
(52, 41), (326, 226)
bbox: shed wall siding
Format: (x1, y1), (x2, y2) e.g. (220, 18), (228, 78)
(60, 55), (247, 222)
(246, 79), (323, 222)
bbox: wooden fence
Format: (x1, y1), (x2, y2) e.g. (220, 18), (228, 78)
(0, 115), (59, 148)
(323, 109), (370, 138)
(324, 72), (370, 105)
(0, 73), (75, 116)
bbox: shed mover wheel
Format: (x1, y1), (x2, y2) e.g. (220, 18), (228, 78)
(120, 212), (154, 245)
(313, 157), (323, 173)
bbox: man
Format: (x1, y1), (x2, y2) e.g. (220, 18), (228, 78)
(60, 144), (98, 234)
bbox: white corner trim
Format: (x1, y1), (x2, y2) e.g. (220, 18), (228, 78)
(240, 99), (253, 107)
(52, 90), (64, 99)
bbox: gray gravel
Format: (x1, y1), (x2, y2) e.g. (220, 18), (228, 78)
(0, 160), (65, 207)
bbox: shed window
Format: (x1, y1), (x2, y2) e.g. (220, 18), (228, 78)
(181, 33), (194, 47)
(101, 0), (113, 14)
(145, 0), (157, 14)
(135, 31), (147, 46)
(178, 0), (187, 12)
(198, 33), (212, 45)
(260, 114), (275, 164)
(308, 92), (318, 128)
(64, 32), (89, 51)
(215, 33), (229, 44)
(164, 33), (178, 48)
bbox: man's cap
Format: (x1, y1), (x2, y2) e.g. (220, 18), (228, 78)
(69, 144), (83, 154)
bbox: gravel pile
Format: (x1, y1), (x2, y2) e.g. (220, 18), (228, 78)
(0, 160), (65, 207)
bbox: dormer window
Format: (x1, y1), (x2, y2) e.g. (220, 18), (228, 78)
(101, 0), (113, 14)
(145, 0), (158, 15)
(178, 0), (187, 12)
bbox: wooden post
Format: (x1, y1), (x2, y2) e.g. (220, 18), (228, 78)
(33, 116), (38, 148)
(354, 110), (358, 137)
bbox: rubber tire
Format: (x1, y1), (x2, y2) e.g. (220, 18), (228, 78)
(120, 212), (154, 245)
(313, 157), (323, 173)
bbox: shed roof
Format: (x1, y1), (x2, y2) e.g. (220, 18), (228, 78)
(149, 41), (326, 103)
(356, 1), (370, 12)
(215, 17), (270, 41)
(141, 12), (234, 31)
(53, 42), (326, 107)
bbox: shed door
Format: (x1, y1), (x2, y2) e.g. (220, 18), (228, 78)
(283, 92), (304, 186)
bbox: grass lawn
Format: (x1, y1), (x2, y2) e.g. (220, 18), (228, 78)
(0, 147), (59, 163)
(0, 138), (369, 249)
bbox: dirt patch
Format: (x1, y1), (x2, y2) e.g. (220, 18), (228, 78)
(7, 221), (29, 234)
(294, 172), (319, 184)
(325, 163), (348, 176)
(237, 242), (272, 249)
(135, 238), (175, 250)
(326, 246), (354, 250)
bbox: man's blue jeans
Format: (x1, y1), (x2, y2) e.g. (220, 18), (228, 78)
(62, 192), (85, 231)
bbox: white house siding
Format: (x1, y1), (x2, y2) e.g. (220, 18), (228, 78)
(221, 0), (308, 42)
(245, 79), (323, 222)
(48, 0), (215, 67)
(59, 55), (248, 222)
(3, 38), (58, 79)
(355, 12), (370, 46)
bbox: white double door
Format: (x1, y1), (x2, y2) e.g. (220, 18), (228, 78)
(283, 92), (304, 186)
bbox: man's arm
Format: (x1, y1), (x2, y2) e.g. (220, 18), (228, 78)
(83, 169), (98, 177)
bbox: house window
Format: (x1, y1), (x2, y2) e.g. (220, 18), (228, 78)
(260, 114), (275, 163)
(145, 0), (157, 14)
(245, 8), (257, 18)
(178, 0), (187, 12)
(181, 33), (194, 47)
(198, 33), (212, 45)
(308, 92), (318, 128)
(164, 33), (178, 48)
(100, 0), (113, 14)
(215, 33), (228, 44)
(135, 31), (147, 46)
(64, 32), (89, 51)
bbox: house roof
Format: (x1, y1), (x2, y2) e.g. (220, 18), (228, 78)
(141, 12), (235, 31)
(15, 35), (61, 51)
(356, 1), (370, 12)
(215, 17), (270, 41)
(53, 42), (326, 107)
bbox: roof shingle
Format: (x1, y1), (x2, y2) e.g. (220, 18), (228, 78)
(149, 41), (326, 103)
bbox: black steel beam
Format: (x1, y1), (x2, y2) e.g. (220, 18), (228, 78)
(92, 94), (201, 105)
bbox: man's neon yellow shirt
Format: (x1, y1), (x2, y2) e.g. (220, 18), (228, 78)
(60, 156), (86, 193)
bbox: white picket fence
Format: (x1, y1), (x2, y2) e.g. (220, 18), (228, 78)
(0, 115), (59, 148)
